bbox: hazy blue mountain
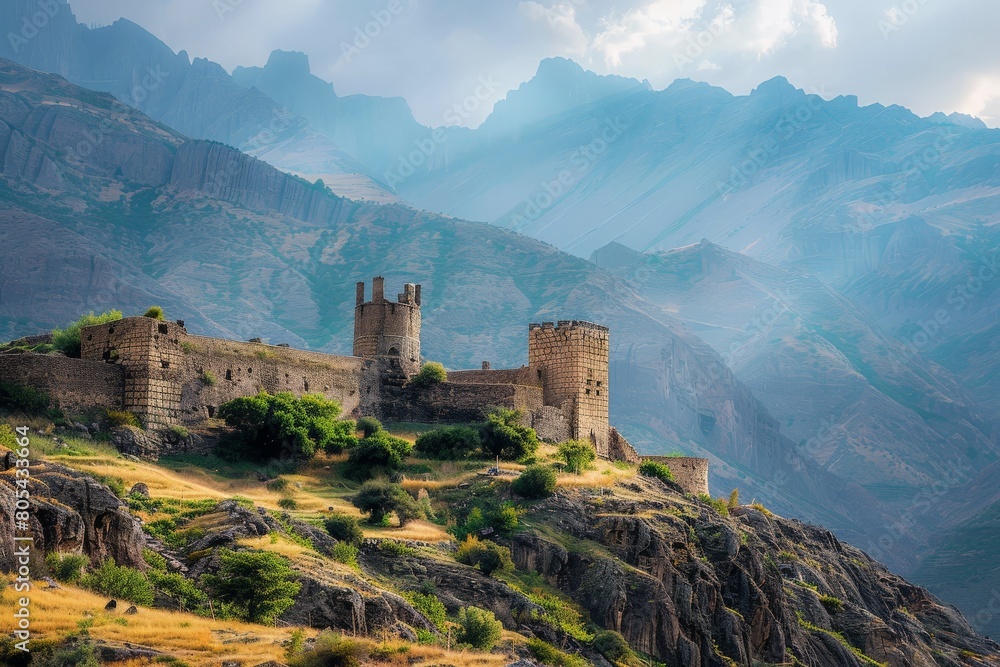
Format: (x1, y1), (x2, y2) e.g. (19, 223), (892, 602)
(0, 0), (396, 201)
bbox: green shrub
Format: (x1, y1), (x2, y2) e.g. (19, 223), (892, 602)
(557, 440), (596, 474)
(344, 431), (413, 481)
(378, 540), (417, 556)
(639, 460), (674, 483)
(405, 591), (447, 631)
(728, 488), (740, 510)
(455, 536), (513, 577)
(820, 595), (845, 613)
(410, 362), (447, 388)
(201, 549), (301, 624)
(51, 310), (123, 357)
(0, 424), (17, 449)
(331, 542), (359, 568)
(0, 382), (50, 414)
(150, 570), (207, 611)
(323, 513), (364, 545)
(142, 549), (167, 571)
(356, 416), (383, 438)
(105, 409), (141, 429)
(93, 473), (126, 498)
(201, 370), (217, 386)
(45, 552), (89, 584)
(527, 638), (590, 667)
(218, 392), (356, 461)
(512, 464), (557, 499)
(352, 481), (421, 526)
(457, 606), (503, 651)
(169, 424), (189, 440)
(289, 630), (367, 667)
(278, 497), (298, 510)
(493, 503), (522, 533)
(698, 494), (729, 517)
(81, 560), (154, 606)
(593, 630), (632, 662)
(143, 306), (166, 320)
(480, 408), (538, 460)
(415, 425), (483, 460)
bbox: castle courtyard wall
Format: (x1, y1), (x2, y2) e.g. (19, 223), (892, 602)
(447, 367), (541, 388)
(380, 382), (544, 425)
(0, 354), (125, 414)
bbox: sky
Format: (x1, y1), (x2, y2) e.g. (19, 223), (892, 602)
(70, 0), (1000, 128)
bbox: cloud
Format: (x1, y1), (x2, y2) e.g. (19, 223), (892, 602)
(518, 1), (589, 56)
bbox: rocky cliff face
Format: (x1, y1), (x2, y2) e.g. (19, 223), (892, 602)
(0, 446), (146, 571)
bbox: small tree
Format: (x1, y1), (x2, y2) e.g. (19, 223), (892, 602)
(323, 513), (364, 545)
(557, 440), (596, 474)
(457, 606), (503, 651)
(410, 362), (447, 388)
(480, 408), (538, 460)
(593, 630), (633, 662)
(80, 560), (154, 606)
(143, 306), (166, 321)
(356, 416), (383, 438)
(455, 536), (513, 577)
(512, 464), (557, 499)
(728, 488), (740, 510)
(45, 552), (89, 584)
(345, 431), (413, 481)
(201, 549), (301, 624)
(51, 310), (123, 357)
(218, 392), (356, 461)
(352, 481), (421, 526)
(415, 425), (482, 460)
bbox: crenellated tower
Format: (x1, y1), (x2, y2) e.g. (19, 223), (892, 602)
(353, 277), (422, 376)
(529, 320), (610, 457)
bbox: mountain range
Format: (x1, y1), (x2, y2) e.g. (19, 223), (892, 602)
(1, 0), (999, 639)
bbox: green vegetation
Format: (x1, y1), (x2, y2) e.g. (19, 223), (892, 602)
(150, 570), (208, 612)
(356, 416), (383, 438)
(168, 424), (189, 440)
(639, 460), (674, 483)
(105, 409), (141, 429)
(217, 392), (357, 461)
(409, 362), (447, 388)
(456, 606), (503, 651)
(451, 501), (522, 541)
(557, 439), (597, 474)
(455, 536), (513, 577)
(526, 638), (590, 667)
(288, 631), (367, 667)
(512, 464), (557, 499)
(0, 381), (51, 414)
(45, 552), (89, 584)
(414, 425), (483, 460)
(202, 549), (302, 624)
(796, 612), (887, 667)
(277, 497), (298, 510)
(698, 494), (730, 517)
(728, 488), (740, 510)
(820, 595), (845, 613)
(143, 306), (166, 321)
(81, 560), (155, 606)
(52, 310), (123, 357)
(200, 370), (217, 386)
(352, 481), (421, 526)
(0, 423), (17, 449)
(331, 542), (359, 569)
(377, 539), (418, 557)
(480, 408), (539, 460)
(344, 428), (413, 481)
(323, 513), (364, 545)
(404, 591), (448, 631)
(593, 630), (632, 663)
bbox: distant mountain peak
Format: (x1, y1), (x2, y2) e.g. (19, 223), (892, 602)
(265, 50), (311, 77)
(750, 75), (801, 98)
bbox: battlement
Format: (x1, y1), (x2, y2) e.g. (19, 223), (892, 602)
(529, 320), (609, 334)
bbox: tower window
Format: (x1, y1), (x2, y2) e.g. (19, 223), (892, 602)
(387, 347), (400, 357)
(158, 324), (169, 334)
(585, 389), (591, 395)
(225, 369), (232, 381)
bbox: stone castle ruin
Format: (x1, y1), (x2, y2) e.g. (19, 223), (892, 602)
(0, 277), (709, 494)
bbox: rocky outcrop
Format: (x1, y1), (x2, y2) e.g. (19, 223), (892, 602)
(0, 447), (146, 571)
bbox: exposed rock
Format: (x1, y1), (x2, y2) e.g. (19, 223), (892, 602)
(129, 482), (150, 497)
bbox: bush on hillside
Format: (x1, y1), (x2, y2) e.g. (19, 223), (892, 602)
(414, 425), (482, 460)
(352, 481), (421, 526)
(557, 439), (596, 474)
(409, 362), (447, 388)
(457, 606), (503, 651)
(323, 513), (364, 545)
(511, 464), (557, 499)
(455, 536), (513, 577)
(356, 416), (383, 438)
(480, 408), (538, 460)
(201, 549), (301, 624)
(45, 552), (89, 585)
(639, 460), (674, 484)
(143, 306), (166, 321)
(80, 560), (154, 606)
(344, 430), (413, 481)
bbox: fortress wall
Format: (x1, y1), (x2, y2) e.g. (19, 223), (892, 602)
(178, 336), (375, 422)
(0, 354), (125, 414)
(645, 456), (710, 496)
(380, 382), (544, 424)
(447, 367), (541, 388)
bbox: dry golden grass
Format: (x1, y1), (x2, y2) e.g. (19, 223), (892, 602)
(237, 534), (318, 560)
(363, 519), (452, 543)
(0, 576), (311, 666)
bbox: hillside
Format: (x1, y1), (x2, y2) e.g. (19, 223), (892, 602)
(2, 424), (999, 667)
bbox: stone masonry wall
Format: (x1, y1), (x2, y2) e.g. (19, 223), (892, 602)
(380, 382), (544, 425)
(529, 321), (610, 457)
(645, 456), (710, 497)
(0, 354), (125, 414)
(179, 336), (378, 422)
(447, 367), (541, 388)
(353, 278), (421, 376)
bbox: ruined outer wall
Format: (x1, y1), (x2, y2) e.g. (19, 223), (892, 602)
(645, 456), (710, 497)
(447, 367), (541, 387)
(0, 354), (124, 413)
(529, 321), (610, 457)
(179, 336), (377, 421)
(380, 382), (544, 424)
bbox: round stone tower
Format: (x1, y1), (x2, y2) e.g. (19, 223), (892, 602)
(353, 277), (422, 376)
